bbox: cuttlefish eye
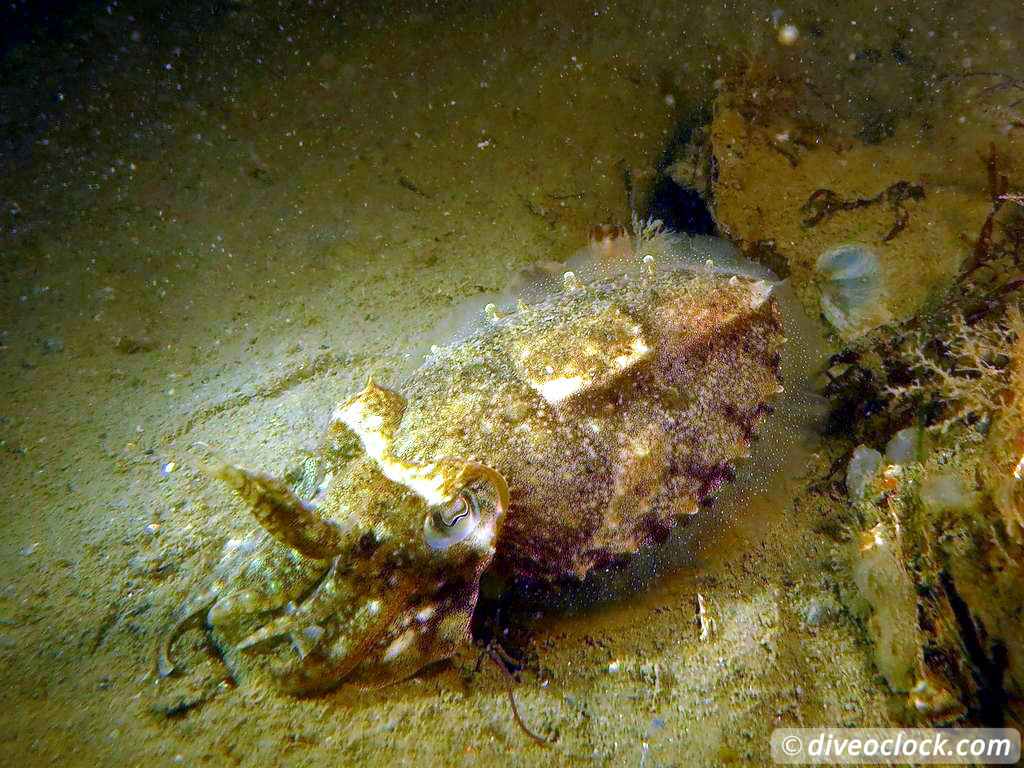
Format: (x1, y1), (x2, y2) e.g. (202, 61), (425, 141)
(423, 489), (479, 549)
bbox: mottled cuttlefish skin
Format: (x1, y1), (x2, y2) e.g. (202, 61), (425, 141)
(160, 247), (785, 693)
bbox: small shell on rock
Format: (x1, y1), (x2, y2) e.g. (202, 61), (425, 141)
(816, 242), (887, 339)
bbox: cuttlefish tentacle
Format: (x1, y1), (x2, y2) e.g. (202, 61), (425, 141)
(196, 442), (353, 560)
(273, 594), (412, 693)
(157, 591), (218, 676)
(234, 558), (349, 652)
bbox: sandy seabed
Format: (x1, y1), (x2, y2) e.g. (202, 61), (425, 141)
(2, 1), (1022, 764)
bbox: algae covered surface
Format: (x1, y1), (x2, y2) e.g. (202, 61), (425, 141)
(1, 0), (1023, 764)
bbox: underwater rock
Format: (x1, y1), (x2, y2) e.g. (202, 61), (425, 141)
(708, 102), (990, 345)
(160, 227), (791, 693)
(845, 425), (1024, 710)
